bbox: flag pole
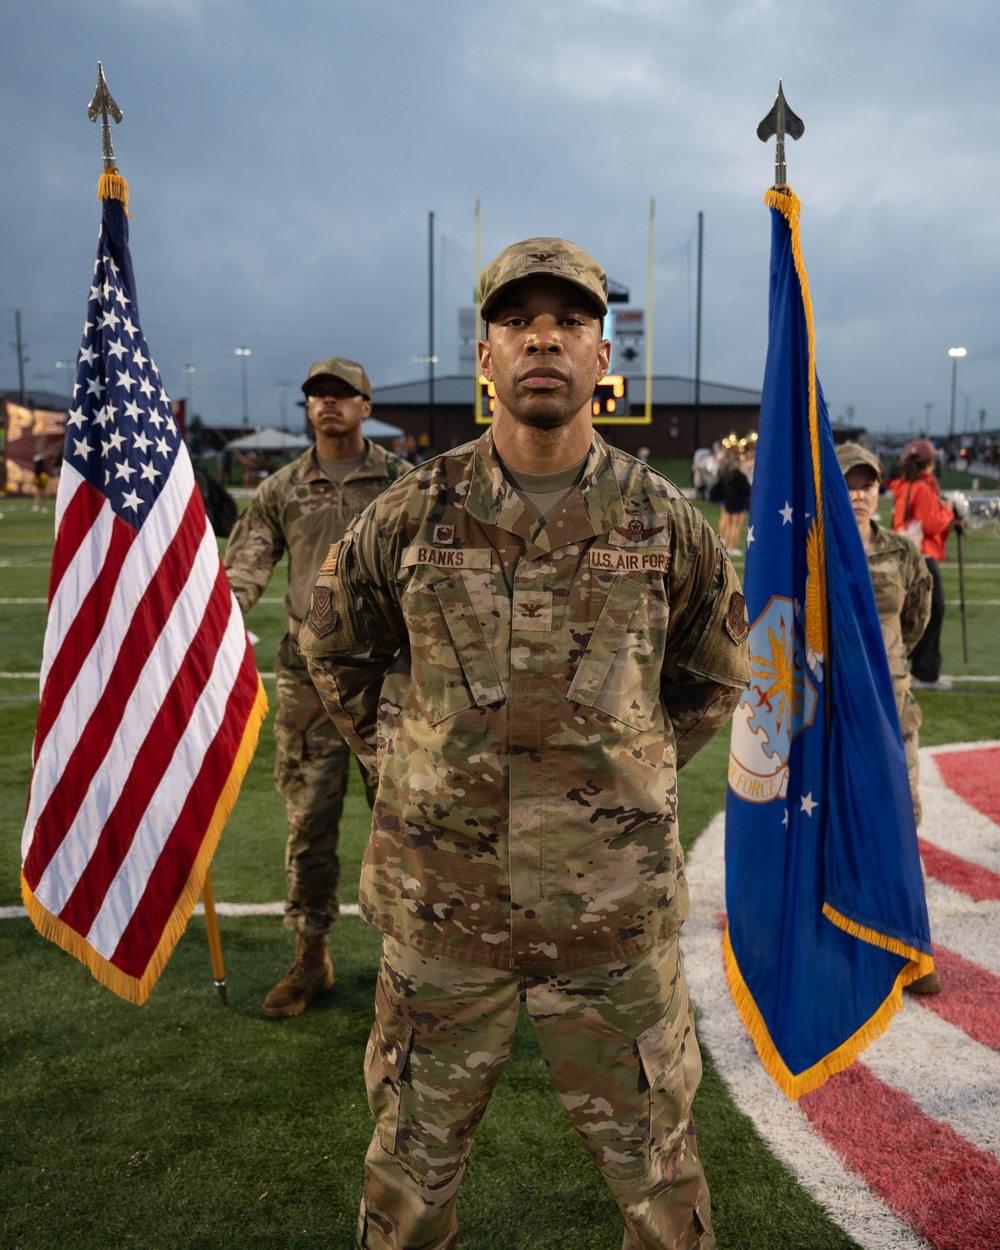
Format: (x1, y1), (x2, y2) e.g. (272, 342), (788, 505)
(756, 80), (804, 189)
(474, 196), (482, 422)
(645, 197), (654, 425)
(87, 61), (128, 212)
(91, 60), (231, 1006)
(956, 527), (969, 662)
(201, 869), (228, 1006)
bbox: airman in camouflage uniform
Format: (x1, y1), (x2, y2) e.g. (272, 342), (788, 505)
(224, 356), (409, 1017)
(300, 240), (750, 1247)
(838, 443), (937, 993)
(837, 444), (932, 820)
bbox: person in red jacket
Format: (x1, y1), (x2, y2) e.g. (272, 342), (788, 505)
(887, 438), (965, 689)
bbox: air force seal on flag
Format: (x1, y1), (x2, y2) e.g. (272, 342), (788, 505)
(727, 595), (818, 804)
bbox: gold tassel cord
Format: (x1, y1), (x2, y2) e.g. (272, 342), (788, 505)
(97, 167), (129, 214)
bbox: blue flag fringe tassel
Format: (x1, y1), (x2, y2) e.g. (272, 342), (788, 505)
(723, 187), (933, 1101)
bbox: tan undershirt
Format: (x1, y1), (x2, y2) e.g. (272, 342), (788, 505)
(317, 452), (366, 484)
(501, 455), (588, 538)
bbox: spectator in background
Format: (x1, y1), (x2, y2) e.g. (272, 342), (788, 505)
(838, 443), (940, 993)
(886, 438), (965, 690)
(31, 457), (50, 513)
(713, 449), (752, 556)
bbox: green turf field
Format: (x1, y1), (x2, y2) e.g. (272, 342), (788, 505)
(2, 488), (997, 1250)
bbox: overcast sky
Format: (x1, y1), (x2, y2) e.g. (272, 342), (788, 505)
(3, 0), (998, 440)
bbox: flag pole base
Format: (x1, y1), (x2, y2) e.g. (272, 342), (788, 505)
(213, 978), (228, 1007)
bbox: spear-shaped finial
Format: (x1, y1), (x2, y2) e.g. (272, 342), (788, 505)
(757, 81), (804, 187)
(87, 61), (123, 170)
(87, 62), (128, 211)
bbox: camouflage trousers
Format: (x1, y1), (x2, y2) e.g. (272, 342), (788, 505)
(274, 634), (375, 936)
(898, 688), (923, 826)
(358, 934), (715, 1250)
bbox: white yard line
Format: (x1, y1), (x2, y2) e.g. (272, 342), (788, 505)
(861, 1003), (1000, 1159)
(2, 900), (360, 921)
(0, 670), (278, 681)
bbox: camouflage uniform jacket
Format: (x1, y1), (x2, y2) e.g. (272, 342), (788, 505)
(867, 520), (933, 706)
(299, 429), (750, 971)
(224, 440), (410, 633)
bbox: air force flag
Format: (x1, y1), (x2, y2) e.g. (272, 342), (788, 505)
(724, 188), (933, 1100)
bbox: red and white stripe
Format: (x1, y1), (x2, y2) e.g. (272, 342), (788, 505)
(21, 458), (264, 993)
(684, 741), (1000, 1250)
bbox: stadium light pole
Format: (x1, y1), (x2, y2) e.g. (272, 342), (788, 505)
(948, 347), (966, 439)
(55, 359), (74, 398)
(234, 347), (251, 426)
(183, 363), (197, 422)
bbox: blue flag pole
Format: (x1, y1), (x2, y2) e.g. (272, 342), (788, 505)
(723, 185), (934, 1101)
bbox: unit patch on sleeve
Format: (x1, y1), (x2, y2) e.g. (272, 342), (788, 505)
(725, 591), (749, 644)
(306, 586), (339, 638)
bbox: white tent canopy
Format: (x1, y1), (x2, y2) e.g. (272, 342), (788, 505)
(362, 417), (405, 440)
(225, 419), (404, 453)
(225, 427), (310, 453)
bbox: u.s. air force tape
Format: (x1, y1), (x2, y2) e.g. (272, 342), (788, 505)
(589, 548), (669, 573)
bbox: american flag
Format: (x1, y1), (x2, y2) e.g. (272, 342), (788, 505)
(20, 191), (267, 1004)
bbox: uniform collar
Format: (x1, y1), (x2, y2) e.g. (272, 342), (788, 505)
(465, 427), (625, 554)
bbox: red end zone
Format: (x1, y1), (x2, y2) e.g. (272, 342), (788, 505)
(932, 745), (1000, 825)
(685, 740), (1000, 1250)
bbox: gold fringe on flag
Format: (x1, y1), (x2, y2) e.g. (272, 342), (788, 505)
(822, 903), (936, 979)
(723, 920), (929, 1101)
(98, 167), (129, 214)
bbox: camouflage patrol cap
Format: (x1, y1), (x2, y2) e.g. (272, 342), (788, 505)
(836, 442), (882, 482)
(477, 237), (608, 322)
(302, 356), (371, 399)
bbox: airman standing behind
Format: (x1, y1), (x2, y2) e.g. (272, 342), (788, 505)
(224, 357), (409, 1018)
(838, 442), (940, 994)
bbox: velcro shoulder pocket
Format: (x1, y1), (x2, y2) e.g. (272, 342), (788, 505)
(298, 540), (363, 659)
(684, 560), (751, 688)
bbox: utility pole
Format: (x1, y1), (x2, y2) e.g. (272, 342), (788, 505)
(14, 311), (28, 404)
(428, 210), (436, 453)
(693, 211), (703, 456)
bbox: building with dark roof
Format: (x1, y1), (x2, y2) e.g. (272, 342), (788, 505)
(371, 374), (762, 458)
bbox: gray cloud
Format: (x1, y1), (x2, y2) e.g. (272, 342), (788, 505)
(3, 0), (997, 439)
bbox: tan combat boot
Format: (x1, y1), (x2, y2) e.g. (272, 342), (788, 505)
(262, 934), (335, 1018)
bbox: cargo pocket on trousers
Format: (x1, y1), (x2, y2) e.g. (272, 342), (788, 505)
(273, 718), (307, 805)
(366, 982), (415, 1156)
(635, 998), (702, 1163)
